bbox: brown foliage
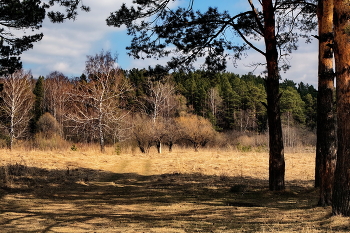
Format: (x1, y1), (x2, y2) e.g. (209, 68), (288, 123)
(37, 112), (62, 139)
(176, 115), (216, 151)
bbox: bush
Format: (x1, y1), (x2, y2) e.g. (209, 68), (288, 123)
(176, 115), (216, 151)
(132, 115), (154, 153)
(0, 134), (10, 149)
(71, 144), (78, 151)
(32, 133), (69, 151)
(30, 113), (67, 150)
(37, 112), (62, 139)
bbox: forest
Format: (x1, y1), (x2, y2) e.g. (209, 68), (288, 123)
(0, 51), (318, 153)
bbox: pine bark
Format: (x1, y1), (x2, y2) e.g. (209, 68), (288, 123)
(332, 0), (350, 216)
(316, 0), (337, 206)
(263, 0), (285, 191)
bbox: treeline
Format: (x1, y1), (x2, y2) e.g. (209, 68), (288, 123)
(0, 52), (317, 152)
(129, 67), (317, 128)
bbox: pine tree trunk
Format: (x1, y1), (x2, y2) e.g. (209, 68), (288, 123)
(316, 0), (337, 206)
(263, 0), (285, 191)
(332, 0), (350, 216)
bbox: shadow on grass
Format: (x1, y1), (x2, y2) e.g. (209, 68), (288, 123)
(0, 164), (345, 232)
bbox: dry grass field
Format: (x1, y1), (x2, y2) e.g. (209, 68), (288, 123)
(0, 145), (349, 232)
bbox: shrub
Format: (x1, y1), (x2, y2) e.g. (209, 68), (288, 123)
(37, 112), (62, 139)
(71, 144), (78, 151)
(176, 115), (216, 151)
(32, 133), (69, 150)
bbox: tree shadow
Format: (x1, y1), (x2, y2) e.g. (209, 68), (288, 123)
(0, 164), (341, 232)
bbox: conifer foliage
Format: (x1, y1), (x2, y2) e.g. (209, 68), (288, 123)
(0, 0), (89, 75)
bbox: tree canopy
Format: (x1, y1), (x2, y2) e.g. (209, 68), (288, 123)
(107, 0), (316, 72)
(0, 0), (89, 75)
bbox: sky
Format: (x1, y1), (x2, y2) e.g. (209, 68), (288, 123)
(21, 0), (319, 87)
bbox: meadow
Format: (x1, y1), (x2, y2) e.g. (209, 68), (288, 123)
(0, 146), (349, 232)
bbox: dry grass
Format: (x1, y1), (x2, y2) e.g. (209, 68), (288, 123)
(0, 146), (349, 232)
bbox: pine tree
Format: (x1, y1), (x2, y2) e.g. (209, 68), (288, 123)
(30, 75), (45, 134)
(315, 0), (337, 206)
(0, 0), (89, 75)
(332, 0), (350, 216)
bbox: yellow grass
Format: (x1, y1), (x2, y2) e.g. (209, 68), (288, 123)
(0, 146), (349, 232)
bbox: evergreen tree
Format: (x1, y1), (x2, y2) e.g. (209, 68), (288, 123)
(0, 0), (89, 75)
(245, 81), (267, 132)
(332, 0), (350, 216)
(29, 75), (45, 134)
(280, 79), (297, 90)
(217, 73), (240, 130)
(280, 86), (306, 124)
(315, 0), (337, 208)
(303, 93), (317, 130)
(127, 68), (148, 97)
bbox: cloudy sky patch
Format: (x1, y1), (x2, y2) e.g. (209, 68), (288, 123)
(21, 0), (318, 86)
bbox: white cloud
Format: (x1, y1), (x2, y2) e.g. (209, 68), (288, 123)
(228, 40), (318, 87)
(53, 62), (69, 72)
(22, 0), (126, 77)
(128, 40), (318, 87)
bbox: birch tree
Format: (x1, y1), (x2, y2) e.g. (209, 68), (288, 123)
(67, 51), (131, 152)
(0, 70), (34, 149)
(44, 71), (72, 131)
(144, 78), (178, 153)
(208, 87), (222, 125)
(146, 79), (176, 121)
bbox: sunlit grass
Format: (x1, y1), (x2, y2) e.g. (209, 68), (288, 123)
(0, 145), (349, 232)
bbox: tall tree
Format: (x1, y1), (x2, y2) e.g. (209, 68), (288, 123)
(280, 86), (306, 125)
(0, 0), (45, 75)
(207, 86), (222, 127)
(280, 86), (306, 147)
(107, 0), (314, 190)
(332, 0), (350, 216)
(44, 71), (71, 130)
(0, 0), (89, 75)
(261, 0), (286, 190)
(0, 70), (34, 150)
(145, 78), (176, 121)
(67, 51), (131, 153)
(30, 75), (45, 134)
(144, 78), (177, 153)
(218, 73), (240, 130)
(315, 0), (337, 206)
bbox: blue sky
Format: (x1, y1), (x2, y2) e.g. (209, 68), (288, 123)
(22, 0), (318, 86)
